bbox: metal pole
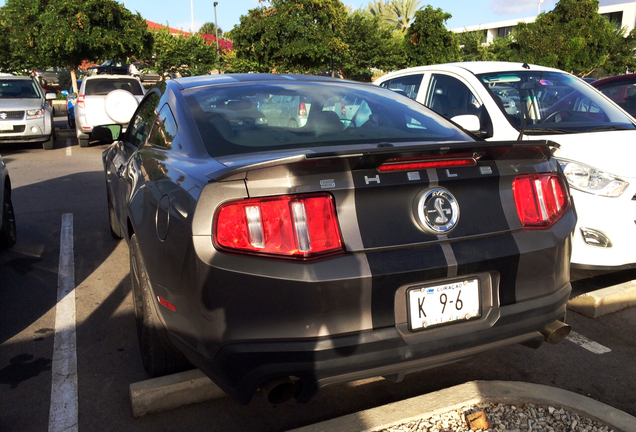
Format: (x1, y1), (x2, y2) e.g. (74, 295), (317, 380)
(191, 0), (195, 33)
(214, 2), (220, 73)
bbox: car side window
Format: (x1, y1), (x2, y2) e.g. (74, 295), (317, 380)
(127, 93), (160, 148)
(384, 74), (423, 100)
(425, 74), (482, 119)
(148, 104), (178, 150)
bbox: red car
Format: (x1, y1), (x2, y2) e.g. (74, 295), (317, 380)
(592, 74), (636, 118)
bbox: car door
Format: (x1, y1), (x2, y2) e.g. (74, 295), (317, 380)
(107, 91), (161, 237)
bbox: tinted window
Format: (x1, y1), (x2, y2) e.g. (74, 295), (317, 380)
(0, 79), (41, 99)
(478, 71), (636, 133)
(426, 74), (483, 119)
(85, 78), (144, 96)
(148, 104), (178, 150)
(184, 81), (473, 158)
(127, 93), (161, 148)
(385, 74), (423, 100)
(596, 79), (636, 117)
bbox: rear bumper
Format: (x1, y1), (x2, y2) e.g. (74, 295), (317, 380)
(170, 282), (570, 404)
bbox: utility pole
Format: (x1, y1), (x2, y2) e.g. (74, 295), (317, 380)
(191, 0), (195, 33)
(214, 2), (220, 73)
(538, 0), (544, 15)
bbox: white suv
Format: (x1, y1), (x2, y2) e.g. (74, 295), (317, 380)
(375, 62), (636, 270)
(0, 75), (56, 150)
(74, 75), (145, 147)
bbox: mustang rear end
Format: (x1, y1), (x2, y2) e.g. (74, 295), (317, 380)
(170, 143), (575, 404)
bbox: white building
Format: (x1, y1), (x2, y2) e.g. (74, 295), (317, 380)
(451, 0), (636, 43)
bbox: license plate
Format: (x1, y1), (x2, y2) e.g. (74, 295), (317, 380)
(408, 278), (481, 330)
(0, 123), (13, 131)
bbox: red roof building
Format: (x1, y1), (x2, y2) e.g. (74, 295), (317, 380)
(145, 20), (233, 52)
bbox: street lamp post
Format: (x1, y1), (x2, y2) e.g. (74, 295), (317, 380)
(214, 2), (220, 73)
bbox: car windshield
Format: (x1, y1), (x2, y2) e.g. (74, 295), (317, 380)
(477, 71), (636, 134)
(0, 79), (41, 99)
(184, 81), (473, 158)
(85, 78), (144, 96)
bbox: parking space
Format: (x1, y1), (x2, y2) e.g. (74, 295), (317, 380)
(0, 121), (635, 431)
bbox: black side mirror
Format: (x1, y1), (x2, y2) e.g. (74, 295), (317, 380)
(92, 125), (122, 144)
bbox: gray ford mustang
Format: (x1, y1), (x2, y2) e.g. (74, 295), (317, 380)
(100, 74), (576, 405)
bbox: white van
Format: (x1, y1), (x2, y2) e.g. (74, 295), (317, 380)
(375, 62), (636, 270)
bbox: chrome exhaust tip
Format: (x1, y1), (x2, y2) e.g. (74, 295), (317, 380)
(541, 320), (571, 344)
(261, 377), (298, 404)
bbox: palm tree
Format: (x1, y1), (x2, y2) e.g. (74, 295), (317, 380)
(366, 0), (422, 32)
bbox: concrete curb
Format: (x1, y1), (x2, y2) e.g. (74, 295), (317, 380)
(568, 280), (636, 318)
(129, 369), (226, 418)
(287, 381), (636, 432)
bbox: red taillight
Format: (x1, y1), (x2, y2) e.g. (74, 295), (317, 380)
(341, 102), (346, 116)
(77, 94), (85, 109)
(298, 102), (307, 117)
(513, 174), (568, 228)
(378, 154), (478, 172)
(214, 193), (343, 258)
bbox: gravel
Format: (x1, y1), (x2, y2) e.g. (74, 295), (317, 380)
(373, 402), (619, 432)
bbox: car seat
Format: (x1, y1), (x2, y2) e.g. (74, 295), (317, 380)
(307, 110), (344, 134)
(430, 92), (454, 118)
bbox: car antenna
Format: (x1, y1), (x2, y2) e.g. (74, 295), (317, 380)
(511, 43), (531, 69)
(517, 113), (528, 141)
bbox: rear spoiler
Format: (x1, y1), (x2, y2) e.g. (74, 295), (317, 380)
(208, 140), (561, 182)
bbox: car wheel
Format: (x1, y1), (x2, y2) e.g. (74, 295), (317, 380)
(107, 192), (124, 239)
(79, 137), (89, 147)
(129, 234), (191, 377)
(43, 129), (56, 150)
(0, 187), (17, 248)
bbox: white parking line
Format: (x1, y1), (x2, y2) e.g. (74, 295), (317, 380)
(566, 331), (611, 354)
(66, 138), (72, 156)
(48, 213), (78, 432)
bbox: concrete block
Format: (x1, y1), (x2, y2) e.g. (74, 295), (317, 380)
(129, 369), (226, 417)
(568, 279), (636, 318)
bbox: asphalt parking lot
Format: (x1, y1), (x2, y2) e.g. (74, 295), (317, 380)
(1, 116), (635, 431)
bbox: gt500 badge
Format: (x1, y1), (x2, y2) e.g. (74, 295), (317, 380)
(416, 188), (460, 234)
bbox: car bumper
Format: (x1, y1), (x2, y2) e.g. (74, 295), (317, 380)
(148, 211), (574, 404)
(0, 118), (51, 143)
(569, 187), (636, 269)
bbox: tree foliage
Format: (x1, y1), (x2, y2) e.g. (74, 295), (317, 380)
(336, 11), (405, 80)
(511, 0), (636, 76)
(152, 28), (218, 77)
(403, 6), (460, 66)
(366, 0), (422, 32)
(229, 0), (348, 73)
(199, 21), (223, 37)
(458, 30), (493, 62)
(0, 0), (152, 91)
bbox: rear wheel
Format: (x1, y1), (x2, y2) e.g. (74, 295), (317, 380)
(0, 187), (17, 248)
(129, 234), (191, 377)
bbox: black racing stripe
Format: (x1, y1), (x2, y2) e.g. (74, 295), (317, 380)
(366, 246), (448, 329)
(452, 234), (520, 306)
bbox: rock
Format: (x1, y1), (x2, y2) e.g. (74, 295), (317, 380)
(467, 411), (490, 431)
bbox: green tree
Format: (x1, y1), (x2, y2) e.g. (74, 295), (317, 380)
(152, 28), (217, 77)
(512, 0), (635, 76)
(403, 6), (460, 66)
(365, 0), (422, 32)
(230, 0), (348, 73)
(199, 21), (223, 37)
(336, 11), (405, 80)
(458, 29), (493, 62)
(0, 0), (152, 92)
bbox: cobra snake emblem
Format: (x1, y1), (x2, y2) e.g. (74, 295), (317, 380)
(433, 197), (450, 224)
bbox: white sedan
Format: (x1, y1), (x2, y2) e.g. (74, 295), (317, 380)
(375, 62), (636, 270)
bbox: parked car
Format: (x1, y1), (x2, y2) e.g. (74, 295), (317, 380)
(591, 74), (636, 118)
(98, 74), (575, 405)
(62, 79), (82, 128)
(74, 75), (144, 147)
(0, 154), (16, 248)
(33, 67), (65, 91)
(128, 62), (161, 82)
(375, 62), (636, 270)
(258, 94), (311, 127)
(88, 60), (130, 75)
(0, 75), (57, 150)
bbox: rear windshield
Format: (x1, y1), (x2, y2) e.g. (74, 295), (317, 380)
(84, 78), (144, 96)
(184, 81), (473, 158)
(0, 79), (41, 99)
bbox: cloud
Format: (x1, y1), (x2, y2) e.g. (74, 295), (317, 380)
(490, 0), (556, 15)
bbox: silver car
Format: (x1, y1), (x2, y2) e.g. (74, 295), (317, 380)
(0, 154), (16, 248)
(74, 75), (145, 147)
(0, 75), (56, 150)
